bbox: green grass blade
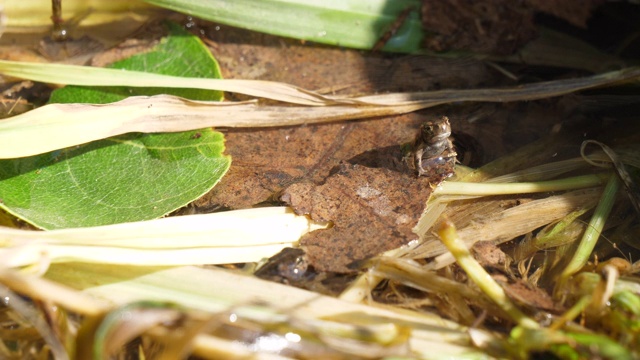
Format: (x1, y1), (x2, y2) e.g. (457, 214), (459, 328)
(560, 174), (621, 281)
(142, 0), (424, 52)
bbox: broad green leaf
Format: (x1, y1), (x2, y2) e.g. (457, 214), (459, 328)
(0, 22), (230, 229)
(49, 24), (224, 103)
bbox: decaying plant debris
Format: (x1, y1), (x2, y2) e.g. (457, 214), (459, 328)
(1, 2), (640, 359)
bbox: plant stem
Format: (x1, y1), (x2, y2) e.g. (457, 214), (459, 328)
(435, 173), (608, 196)
(560, 174), (620, 281)
(437, 217), (539, 329)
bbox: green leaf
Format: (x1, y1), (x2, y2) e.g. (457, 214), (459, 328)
(142, 0), (424, 52)
(48, 23), (224, 103)
(0, 22), (231, 229)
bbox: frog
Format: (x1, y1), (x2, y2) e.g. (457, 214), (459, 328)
(404, 116), (457, 181)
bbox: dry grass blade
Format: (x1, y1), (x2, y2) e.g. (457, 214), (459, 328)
(93, 302), (203, 360)
(486, 158), (590, 183)
(411, 188), (602, 267)
(0, 207), (327, 268)
(5, 61), (638, 107)
(412, 137), (636, 251)
(0, 282), (69, 360)
(1, 62), (640, 158)
(353, 66), (640, 105)
(38, 264), (494, 358)
(0, 60), (344, 106)
(0, 95), (425, 158)
(0, 269), (109, 315)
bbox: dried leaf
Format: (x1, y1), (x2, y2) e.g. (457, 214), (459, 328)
(500, 279), (563, 313)
(282, 161), (441, 273)
(199, 113), (428, 209)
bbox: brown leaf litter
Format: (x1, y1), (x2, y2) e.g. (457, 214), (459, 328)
(282, 162), (438, 273)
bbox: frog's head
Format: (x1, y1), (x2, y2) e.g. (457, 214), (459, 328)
(420, 116), (451, 144)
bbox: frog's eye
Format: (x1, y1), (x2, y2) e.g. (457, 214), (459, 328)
(422, 124), (435, 133)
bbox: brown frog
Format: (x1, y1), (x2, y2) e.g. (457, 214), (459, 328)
(406, 116), (457, 181)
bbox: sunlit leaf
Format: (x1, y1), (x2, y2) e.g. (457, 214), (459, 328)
(0, 22), (230, 229)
